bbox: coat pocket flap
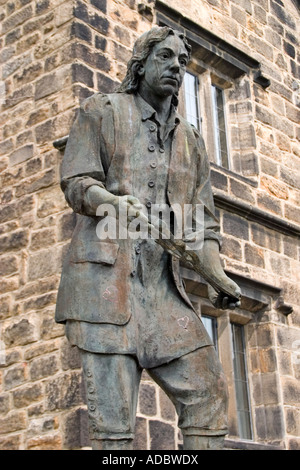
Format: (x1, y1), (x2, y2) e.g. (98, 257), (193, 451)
(69, 240), (119, 265)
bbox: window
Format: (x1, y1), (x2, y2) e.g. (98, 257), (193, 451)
(201, 314), (253, 441)
(231, 323), (253, 440)
(183, 71), (201, 131)
(201, 314), (218, 353)
(183, 72), (230, 169)
(211, 84), (229, 168)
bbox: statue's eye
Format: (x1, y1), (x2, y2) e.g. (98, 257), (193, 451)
(160, 52), (170, 60)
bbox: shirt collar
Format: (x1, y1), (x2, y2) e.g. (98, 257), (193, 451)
(135, 93), (180, 127)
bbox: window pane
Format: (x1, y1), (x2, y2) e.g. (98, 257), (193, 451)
(202, 315), (218, 353)
(231, 323), (253, 440)
(211, 84), (229, 168)
(184, 72), (201, 131)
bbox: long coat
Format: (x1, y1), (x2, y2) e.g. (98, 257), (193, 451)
(55, 92), (220, 327)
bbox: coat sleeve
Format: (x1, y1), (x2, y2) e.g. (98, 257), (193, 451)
(192, 128), (222, 249)
(60, 93), (114, 216)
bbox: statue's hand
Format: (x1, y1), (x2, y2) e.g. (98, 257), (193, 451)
(207, 284), (241, 310)
(116, 195), (144, 228)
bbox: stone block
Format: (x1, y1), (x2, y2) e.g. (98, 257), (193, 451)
(283, 41), (295, 59)
(240, 152), (259, 176)
(35, 0), (50, 15)
(61, 342), (81, 371)
(91, 0), (107, 13)
(230, 179), (255, 203)
(2, 5), (33, 34)
(221, 236), (242, 261)
(257, 192), (282, 216)
(3, 318), (37, 348)
(0, 434), (21, 450)
(281, 167), (300, 191)
(0, 204), (17, 224)
(260, 176), (288, 200)
(30, 355), (59, 381)
(0, 296), (12, 321)
(0, 138), (14, 156)
(97, 72), (118, 93)
(12, 383), (43, 408)
(0, 411), (27, 435)
(95, 35), (107, 51)
(265, 406), (285, 439)
(255, 104), (273, 127)
(270, 1), (296, 29)
(15, 168), (56, 196)
(71, 21), (92, 44)
(72, 63), (94, 88)
(40, 309), (65, 340)
(63, 408), (90, 449)
(210, 169), (228, 191)
(45, 372), (84, 411)
(74, 1), (109, 35)
(28, 246), (62, 282)
(288, 438), (300, 450)
(23, 293), (57, 313)
(285, 408), (300, 436)
(37, 186), (68, 219)
(3, 364), (27, 391)
(284, 203), (300, 224)
(35, 66), (71, 101)
(149, 420), (175, 450)
(27, 434), (62, 450)
(223, 213), (249, 240)
(231, 5), (247, 26)
(5, 28), (22, 46)
(244, 243), (265, 268)
(74, 43), (110, 72)
(258, 348), (277, 373)
(133, 416), (148, 450)
(30, 228), (56, 251)
(278, 349), (293, 376)
(8, 144), (34, 167)
(27, 415), (59, 437)
(139, 383), (157, 416)
(251, 224), (281, 252)
(282, 377), (300, 405)
(159, 389), (176, 422)
(0, 394), (10, 415)
(0, 255), (19, 277)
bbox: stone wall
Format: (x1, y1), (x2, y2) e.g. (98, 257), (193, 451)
(0, 0), (299, 450)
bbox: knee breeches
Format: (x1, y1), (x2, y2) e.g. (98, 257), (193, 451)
(80, 346), (228, 441)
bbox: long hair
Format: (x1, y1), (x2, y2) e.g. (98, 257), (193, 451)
(116, 26), (191, 107)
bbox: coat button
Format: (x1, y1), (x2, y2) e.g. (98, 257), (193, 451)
(148, 145), (155, 152)
(148, 181), (155, 188)
(149, 124), (156, 132)
(150, 161), (157, 168)
(146, 201), (152, 209)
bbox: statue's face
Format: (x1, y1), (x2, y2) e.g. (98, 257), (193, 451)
(140, 34), (189, 99)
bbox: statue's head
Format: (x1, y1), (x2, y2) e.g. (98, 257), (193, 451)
(117, 26), (191, 106)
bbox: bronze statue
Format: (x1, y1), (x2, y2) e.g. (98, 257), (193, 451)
(55, 26), (241, 450)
